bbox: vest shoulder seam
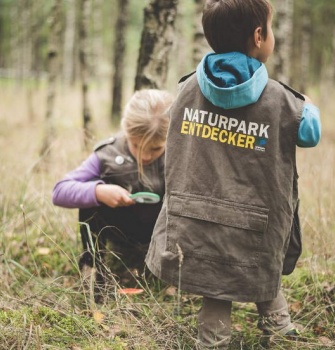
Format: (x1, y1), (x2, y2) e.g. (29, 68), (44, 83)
(93, 136), (116, 151)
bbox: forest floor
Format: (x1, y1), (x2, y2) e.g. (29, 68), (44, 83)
(0, 83), (334, 349)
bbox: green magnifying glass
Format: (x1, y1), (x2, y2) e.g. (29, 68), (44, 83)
(129, 192), (161, 204)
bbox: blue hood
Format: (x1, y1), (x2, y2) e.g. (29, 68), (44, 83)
(196, 52), (268, 109)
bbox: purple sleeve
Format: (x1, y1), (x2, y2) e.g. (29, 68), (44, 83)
(52, 153), (104, 208)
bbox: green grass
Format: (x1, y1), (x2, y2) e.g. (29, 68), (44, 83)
(0, 84), (334, 349)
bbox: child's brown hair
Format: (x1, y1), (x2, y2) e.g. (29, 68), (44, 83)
(202, 0), (272, 54)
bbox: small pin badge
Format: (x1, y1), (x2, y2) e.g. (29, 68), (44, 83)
(115, 155), (125, 165)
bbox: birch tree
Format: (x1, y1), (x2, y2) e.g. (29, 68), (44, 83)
(298, 0), (311, 93)
(79, 0), (94, 148)
(39, 0), (62, 162)
(332, 29), (335, 83)
(193, 0), (209, 68)
(0, 5), (4, 68)
(111, 0), (129, 123)
(21, 0), (33, 78)
(10, 1), (22, 80)
(134, 0), (178, 90)
(91, 0), (104, 81)
(272, 0), (293, 84)
(63, 0), (77, 85)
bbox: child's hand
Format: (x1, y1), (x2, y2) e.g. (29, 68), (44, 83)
(95, 184), (135, 208)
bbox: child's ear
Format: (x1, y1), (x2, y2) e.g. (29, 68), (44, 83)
(253, 27), (263, 48)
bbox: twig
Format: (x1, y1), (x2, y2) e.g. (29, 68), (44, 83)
(176, 243), (184, 317)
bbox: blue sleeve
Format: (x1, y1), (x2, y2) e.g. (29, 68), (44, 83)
(297, 103), (321, 148)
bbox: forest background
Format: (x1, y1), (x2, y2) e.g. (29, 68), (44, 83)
(0, 0), (334, 349)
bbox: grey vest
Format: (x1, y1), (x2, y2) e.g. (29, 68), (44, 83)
(146, 75), (304, 302)
(95, 133), (165, 197)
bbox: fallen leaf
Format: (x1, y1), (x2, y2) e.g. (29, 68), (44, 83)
(165, 286), (177, 296)
(100, 323), (110, 331)
(233, 324), (243, 332)
(42, 262), (52, 269)
(118, 288), (144, 295)
(93, 310), (105, 324)
(318, 336), (333, 347)
(289, 301), (302, 313)
(37, 247), (51, 255)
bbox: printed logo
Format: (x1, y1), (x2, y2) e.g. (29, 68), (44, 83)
(254, 138), (268, 152)
(180, 107), (270, 151)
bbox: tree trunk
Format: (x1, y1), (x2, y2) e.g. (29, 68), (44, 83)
(320, 25), (335, 105)
(298, 0), (311, 93)
(63, 0), (76, 85)
(10, 1), (22, 81)
(111, 0), (129, 124)
(0, 4), (5, 67)
(193, 0), (209, 68)
(79, 0), (94, 148)
(134, 0), (178, 91)
(91, 0), (104, 81)
(26, 0), (38, 121)
(39, 0), (62, 164)
(21, 0), (33, 78)
(272, 0), (293, 84)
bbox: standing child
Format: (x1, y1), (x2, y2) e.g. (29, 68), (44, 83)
(145, 0), (321, 348)
(53, 89), (174, 292)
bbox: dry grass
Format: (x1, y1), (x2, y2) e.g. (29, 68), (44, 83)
(296, 91), (335, 261)
(0, 82), (334, 349)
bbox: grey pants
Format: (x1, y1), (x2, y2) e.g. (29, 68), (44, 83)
(197, 290), (294, 349)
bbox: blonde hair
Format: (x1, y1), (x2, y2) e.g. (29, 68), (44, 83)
(121, 89), (174, 188)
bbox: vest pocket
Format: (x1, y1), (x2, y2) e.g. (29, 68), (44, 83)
(166, 192), (269, 268)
